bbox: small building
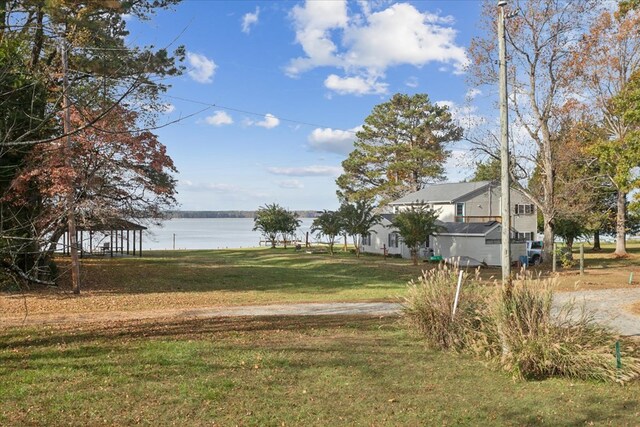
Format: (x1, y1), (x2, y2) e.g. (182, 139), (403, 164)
(363, 217), (526, 266)
(361, 181), (536, 266)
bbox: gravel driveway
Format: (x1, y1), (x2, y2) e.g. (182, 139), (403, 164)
(554, 287), (640, 337)
(2, 289), (639, 336)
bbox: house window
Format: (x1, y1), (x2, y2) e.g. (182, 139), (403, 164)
(388, 232), (399, 248)
(362, 233), (371, 246)
(455, 203), (465, 222)
(514, 204), (535, 215)
(514, 232), (534, 241)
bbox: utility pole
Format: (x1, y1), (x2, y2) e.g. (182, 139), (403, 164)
(498, 0), (511, 285)
(61, 31), (81, 294)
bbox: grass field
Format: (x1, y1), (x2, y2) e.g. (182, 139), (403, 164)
(2, 249), (420, 318)
(3, 242), (640, 318)
(2, 316), (639, 426)
(2, 244), (640, 424)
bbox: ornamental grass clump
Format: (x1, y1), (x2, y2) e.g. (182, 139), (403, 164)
(404, 267), (640, 383)
(402, 264), (488, 351)
(492, 275), (640, 382)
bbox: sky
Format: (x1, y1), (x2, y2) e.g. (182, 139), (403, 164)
(126, 0), (493, 211)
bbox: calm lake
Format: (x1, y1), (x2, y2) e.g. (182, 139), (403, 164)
(143, 217), (328, 250)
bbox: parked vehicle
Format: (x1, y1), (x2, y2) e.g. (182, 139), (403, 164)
(526, 240), (543, 265)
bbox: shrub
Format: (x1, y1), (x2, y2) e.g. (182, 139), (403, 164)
(402, 264), (488, 351)
(491, 276), (640, 382)
(404, 267), (640, 383)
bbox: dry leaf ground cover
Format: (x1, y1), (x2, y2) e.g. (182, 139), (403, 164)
(1, 249), (419, 318)
(2, 243), (640, 319)
(2, 315), (640, 426)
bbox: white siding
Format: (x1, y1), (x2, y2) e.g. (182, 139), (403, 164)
(432, 236), (526, 266)
(436, 204), (456, 222)
(432, 235), (500, 265)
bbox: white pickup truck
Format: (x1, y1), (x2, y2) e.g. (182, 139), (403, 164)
(526, 240), (543, 265)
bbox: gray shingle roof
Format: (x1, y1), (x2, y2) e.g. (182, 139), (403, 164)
(389, 181), (495, 205)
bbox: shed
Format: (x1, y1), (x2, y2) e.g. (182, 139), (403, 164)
(61, 218), (147, 257)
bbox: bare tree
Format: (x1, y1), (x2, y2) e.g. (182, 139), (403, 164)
(468, 0), (599, 263)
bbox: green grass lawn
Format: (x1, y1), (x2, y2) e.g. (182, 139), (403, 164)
(2, 316), (639, 426)
(4, 243), (640, 316)
(90, 248), (418, 297)
(3, 248), (426, 317)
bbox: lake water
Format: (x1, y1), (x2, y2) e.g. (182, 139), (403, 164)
(143, 218), (331, 250)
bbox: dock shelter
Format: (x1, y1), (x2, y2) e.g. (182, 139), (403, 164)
(60, 219), (147, 257)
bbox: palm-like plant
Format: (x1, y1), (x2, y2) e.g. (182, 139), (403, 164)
(390, 206), (443, 265)
(253, 203), (300, 248)
(311, 210), (343, 255)
(339, 200), (382, 257)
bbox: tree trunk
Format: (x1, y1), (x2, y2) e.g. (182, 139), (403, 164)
(353, 235), (360, 257)
(61, 36), (81, 295)
(411, 248), (418, 266)
(541, 209), (555, 265)
(565, 237), (574, 260)
(614, 190), (627, 257)
(593, 231), (601, 251)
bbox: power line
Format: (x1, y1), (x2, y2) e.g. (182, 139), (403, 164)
(163, 94), (359, 134)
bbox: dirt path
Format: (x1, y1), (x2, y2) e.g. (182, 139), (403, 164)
(2, 289), (639, 336)
(0, 302), (400, 328)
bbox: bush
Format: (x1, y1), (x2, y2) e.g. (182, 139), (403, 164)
(403, 268), (640, 383)
(402, 264), (489, 351)
(491, 276), (640, 381)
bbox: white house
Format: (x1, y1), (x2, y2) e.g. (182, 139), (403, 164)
(361, 181), (537, 266)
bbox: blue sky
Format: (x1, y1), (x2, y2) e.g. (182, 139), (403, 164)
(127, 0), (491, 211)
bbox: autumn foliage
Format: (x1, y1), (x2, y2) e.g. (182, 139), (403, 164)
(6, 106), (177, 245)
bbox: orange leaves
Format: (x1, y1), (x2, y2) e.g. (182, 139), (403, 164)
(8, 104), (177, 222)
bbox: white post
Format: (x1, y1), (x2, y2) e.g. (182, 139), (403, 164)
(452, 270), (464, 319)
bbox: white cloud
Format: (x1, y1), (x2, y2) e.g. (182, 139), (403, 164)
(308, 126), (361, 155)
(436, 100), (486, 130)
(465, 88), (482, 101)
(277, 179), (304, 189)
(342, 4), (467, 72)
(267, 165), (343, 177)
(287, 1), (468, 94)
(179, 180), (270, 199)
(445, 148), (474, 181)
(205, 111), (233, 126)
(286, 1), (348, 75)
(241, 7), (260, 34)
(186, 52), (217, 84)
(324, 74), (388, 96)
(249, 113), (280, 129)
(141, 103), (175, 114)
(180, 181), (239, 193)
(405, 76), (419, 88)
(160, 103), (175, 114)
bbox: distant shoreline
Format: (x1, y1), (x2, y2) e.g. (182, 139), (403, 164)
(165, 211), (319, 219)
